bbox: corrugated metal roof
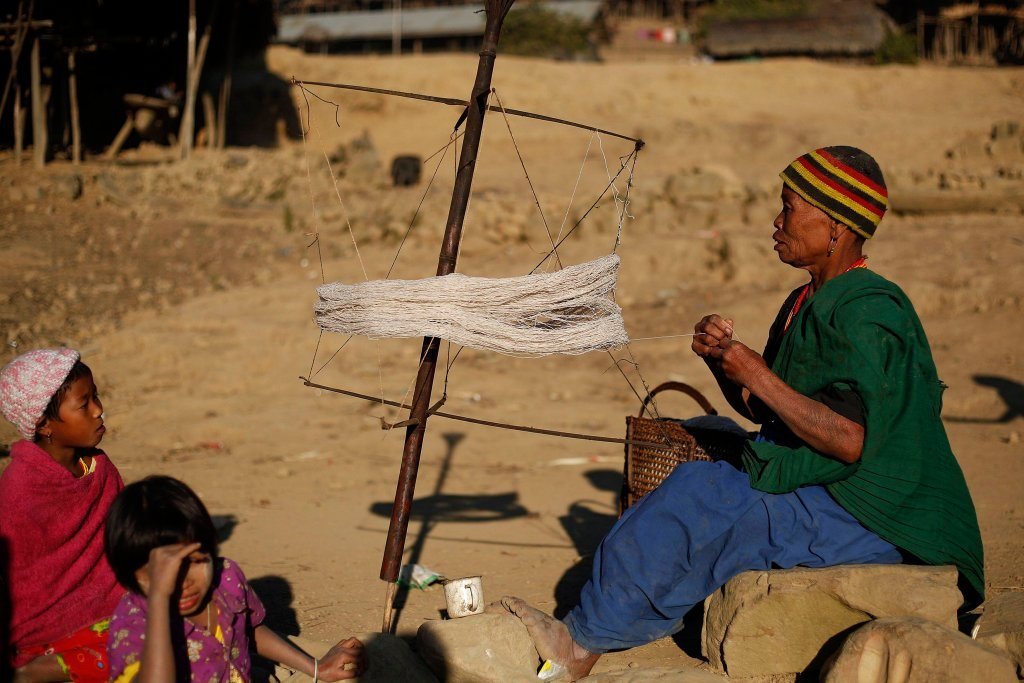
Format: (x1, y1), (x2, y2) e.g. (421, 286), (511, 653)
(277, 1), (602, 43)
(705, 2), (888, 57)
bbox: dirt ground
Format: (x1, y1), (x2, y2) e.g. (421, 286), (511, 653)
(1, 48), (1023, 677)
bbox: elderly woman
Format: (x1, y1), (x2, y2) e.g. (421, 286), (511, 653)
(501, 146), (984, 680)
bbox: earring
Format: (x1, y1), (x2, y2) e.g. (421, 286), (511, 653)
(44, 432), (52, 443)
(827, 236), (837, 257)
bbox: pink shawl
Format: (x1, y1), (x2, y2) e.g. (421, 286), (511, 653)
(0, 440), (125, 666)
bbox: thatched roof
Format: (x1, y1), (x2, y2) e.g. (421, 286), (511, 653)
(705, 1), (889, 58)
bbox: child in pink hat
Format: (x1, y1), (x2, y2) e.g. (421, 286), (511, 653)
(0, 349), (125, 682)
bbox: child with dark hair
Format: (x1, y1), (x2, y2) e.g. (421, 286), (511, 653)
(104, 476), (367, 682)
(0, 349), (125, 682)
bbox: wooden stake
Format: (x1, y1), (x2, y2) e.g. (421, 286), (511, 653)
(381, 581), (398, 633)
(68, 49), (81, 165)
(30, 36), (45, 168)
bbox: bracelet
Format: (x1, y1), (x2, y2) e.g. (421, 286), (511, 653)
(313, 656), (319, 683)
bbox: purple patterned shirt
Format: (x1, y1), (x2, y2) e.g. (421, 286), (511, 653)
(107, 558), (266, 682)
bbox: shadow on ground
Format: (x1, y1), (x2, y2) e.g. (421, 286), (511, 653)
(552, 469), (620, 619)
(368, 432), (532, 627)
(946, 375), (1024, 424)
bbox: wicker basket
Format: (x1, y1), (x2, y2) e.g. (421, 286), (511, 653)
(621, 381), (745, 512)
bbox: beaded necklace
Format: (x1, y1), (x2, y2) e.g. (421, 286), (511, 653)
(783, 256), (868, 334)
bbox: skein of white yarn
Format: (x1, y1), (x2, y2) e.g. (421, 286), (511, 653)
(315, 254), (629, 356)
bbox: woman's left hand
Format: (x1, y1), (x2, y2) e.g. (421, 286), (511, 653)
(706, 340), (769, 389)
(316, 637), (367, 681)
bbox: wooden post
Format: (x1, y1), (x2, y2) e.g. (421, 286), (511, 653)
(179, 0), (216, 159)
(14, 85), (24, 165)
(68, 49), (81, 165)
(180, 0), (197, 159)
(30, 36), (46, 168)
(217, 0), (239, 149)
(378, 0), (516, 634)
(392, 0), (402, 56)
(917, 12), (925, 61)
(201, 91), (216, 147)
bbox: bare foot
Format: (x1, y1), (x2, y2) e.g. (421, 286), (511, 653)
(500, 596), (600, 681)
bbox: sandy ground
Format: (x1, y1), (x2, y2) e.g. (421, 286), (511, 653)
(2, 49), (1023, 676)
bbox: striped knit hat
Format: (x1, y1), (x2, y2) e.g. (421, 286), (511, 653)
(780, 146), (888, 238)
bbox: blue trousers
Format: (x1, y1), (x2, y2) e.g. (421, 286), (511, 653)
(563, 460), (902, 653)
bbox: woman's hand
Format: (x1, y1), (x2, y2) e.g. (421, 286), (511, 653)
(706, 340), (769, 389)
(146, 542), (201, 598)
(316, 637), (367, 681)
(692, 314), (734, 359)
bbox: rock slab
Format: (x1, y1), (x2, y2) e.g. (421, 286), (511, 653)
(702, 564), (963, 678)
(821, 617), (1017, 683)
(582, 666), (725, 682)
(417, 613), (538, 682)
(973, 592), (1024, 678)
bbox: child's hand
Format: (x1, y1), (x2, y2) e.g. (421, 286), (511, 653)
(316, 637), (367, 681)
(145, 542), (202, 599)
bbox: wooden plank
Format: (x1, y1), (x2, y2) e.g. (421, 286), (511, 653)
(0, 20), (53, 32)
(30, 36), (45, 168)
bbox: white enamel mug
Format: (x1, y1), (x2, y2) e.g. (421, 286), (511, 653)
(443, 575), (484, 618)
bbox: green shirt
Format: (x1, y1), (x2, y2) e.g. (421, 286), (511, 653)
(741, 268), (985, 601)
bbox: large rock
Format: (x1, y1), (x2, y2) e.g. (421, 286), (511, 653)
(417, 613), (538, 682)
(973, 592), (1024, 678)
(821, 617), (1017, 683)
(51, 173), (83, 201)
(702, 565), (962, 678)
(582, 666), (725, 682)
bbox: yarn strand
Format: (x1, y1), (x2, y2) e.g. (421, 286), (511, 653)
(316, 255), (628, 357)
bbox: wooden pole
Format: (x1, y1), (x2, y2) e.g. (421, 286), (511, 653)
(180, 0), (216, 158)
(30, 35), (45, 169)
(0, 0), (29, 125)
(68, 49), (81, 165)
(917, 11), (925, 61)
(391, 0), (402, 56)
(14, 85), (24, 165)
(179, 0), (197, 159)
(201, 91), (216, 147)
(217, 0), (239, 149)
(378, 0), (515, 634)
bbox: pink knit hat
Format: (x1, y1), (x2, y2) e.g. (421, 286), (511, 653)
(0, 348), (81, 441)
